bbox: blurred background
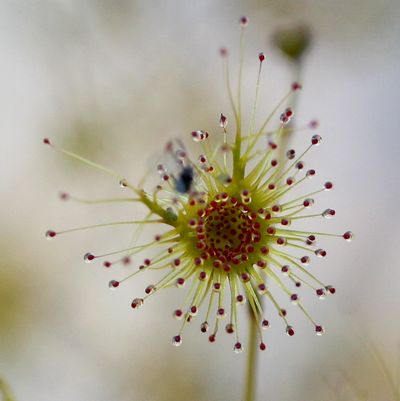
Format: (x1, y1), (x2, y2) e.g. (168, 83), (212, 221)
(1, 1), (399, 400)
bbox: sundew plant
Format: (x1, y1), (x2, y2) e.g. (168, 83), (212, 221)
(45, 17), (352, 401)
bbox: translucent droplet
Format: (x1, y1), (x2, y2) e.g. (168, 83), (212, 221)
(45, 230), (56, 240)
(290, 294), (299, 305)
(281, 265), (290, 276)
(257, 283), (267, 295)
(261, 319), (270, 330)
(131, 298), (144, 310)
(189, 305), (198, 316)
(311, 134), (322, 145)
(300, 256), (310, 265)
(280, 113), (289, 124)
(217, 308), (226, 319)
(219, 113), (227, 128)
(306, 169), (316, 178)
(303, 198), (314, 208)
(200, 321), (209, 333)
(236, 294), (246, 305)
(119, 178), (128, 188)
(198, 154), (207, 164)
(157, 164), (166, 174)
(322, 209), (336, 219)
(172, 335), (182, 346)
(191, 130), (208, 142)
(239, 16), (249, 27)
(234, 342), (243, 353)
(343, 231), (354, 241)
(84, 252), (95, 263)
(145, 284), (156, 294)
(315, 249), (327, 258)
(108, 280), (119, 289)
(286, 325), (295, 336)
(286, 149), (296, 159)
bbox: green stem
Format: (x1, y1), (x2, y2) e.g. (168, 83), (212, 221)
(276, 61), (302, 167)
(0, 377), (16, 401)
(244, 312), (258, 401)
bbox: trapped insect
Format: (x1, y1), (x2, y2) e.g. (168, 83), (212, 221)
(174, 165), (195, 194)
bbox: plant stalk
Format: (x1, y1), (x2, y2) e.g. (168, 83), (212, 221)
(244, 312), (259, 401)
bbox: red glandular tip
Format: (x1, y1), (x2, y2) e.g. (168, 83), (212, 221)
(45, 230), (56, 239)
(219, 47), (228, 57)
(84, 252), (95, 263)
(343, 231), (354, 241)
(219, 113), (228, 128)
(239, 16), (249, 27)
(311, 134), (322, 145)
(259, 52), (265, 62)
(286, 326), (295, 336)
(259, 342), (267, 351)
(58, 192), (70, 201)
(292, 82), (302, 91)
(108, 280), (119, 289)
(200, 321), (209, 333)
(315, 325), (325, 336)
(172, 335), (182, 346)
(234, 342), (243, 353)
(43, 138), (51, 145)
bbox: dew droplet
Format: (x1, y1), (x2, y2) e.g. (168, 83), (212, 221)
(84, 252), (95, 263)
(189, 305), (198, 316)
(172, 335), (182, 346)
(311, 134), (322, 145)
(145, 284), (156, 294)
(219, 113), (228, 128)
(234, 342), (243, 353)
(225, 323), (235, 334)
(173, 309), (183, 320)
(322, 209), (336, 219)
(157, 164), (166, 174)
(236, 294), (246, 305)
(200, 321), (209, 333)
(257, 283), (267, 295)
(286, 149), (296, 159)
(239, 16), (249, 27)
(286, 326), (295, 336)
(303, 198), (314, 208)
(217, 308), (226, 319)
(191, 130), (207, 142)
(261, 319), (270, 330)
(300, 256), (310, 265)
(119, 178), (128, 188)
(343, 231), (354, 241)
(108, 280), (119, 289)
(280, 113), (289, 125)
(315, 249), (327, 258)
(131, 298), (144, 310)
(45, 230), (56, 240)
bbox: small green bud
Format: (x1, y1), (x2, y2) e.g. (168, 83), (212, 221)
(273, 24), (312, 62)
